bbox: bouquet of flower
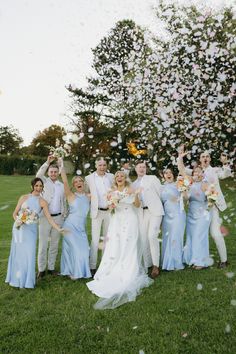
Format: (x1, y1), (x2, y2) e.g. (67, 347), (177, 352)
(106, 190), (128, 214)
(15, 208), (39, 229)
(176, 175), (192, 193)
(47, 139), (71, 159)
(205, 184), (218, 209)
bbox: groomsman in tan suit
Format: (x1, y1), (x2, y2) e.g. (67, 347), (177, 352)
(132, 160), (164, 279)
(36, 155), (66, 278)
(85, 157), (114, 276)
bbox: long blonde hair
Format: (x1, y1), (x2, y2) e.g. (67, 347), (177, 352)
(111, 170), (131, 190)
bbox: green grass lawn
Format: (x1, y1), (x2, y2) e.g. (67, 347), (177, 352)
(0, 175), (236, 354)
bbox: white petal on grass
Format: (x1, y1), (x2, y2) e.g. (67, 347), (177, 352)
(225, 324), (231, 334)
(0, 205), (9, 211)
(230, 299), (236, 306)
(139, 350), (145, 354)
(225, 272), (235, 279)
(197, 283), (203, 291)
(133, 326), (138, 330)
(212, 288), (217, 291)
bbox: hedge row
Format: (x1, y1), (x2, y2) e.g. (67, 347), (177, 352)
(0, 155), (46, 175)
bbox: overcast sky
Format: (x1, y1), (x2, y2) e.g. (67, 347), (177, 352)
(0, 0), (234, 145)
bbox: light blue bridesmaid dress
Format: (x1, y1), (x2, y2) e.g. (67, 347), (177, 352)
(60, 194), (91, 279)
(161, 182), (186, 270)
(5, 195), (41, 288)
(183, 182), (212, 267)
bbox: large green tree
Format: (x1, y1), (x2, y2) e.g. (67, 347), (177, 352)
(67, 19), (153, 169)
(0, 125), (23, 155)
(68, 4), (236, 171)
(29, 124), (67, 157)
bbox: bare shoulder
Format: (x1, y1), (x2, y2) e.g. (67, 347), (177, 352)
(18, 194), (29, 203)
(39, 197), (48, 207)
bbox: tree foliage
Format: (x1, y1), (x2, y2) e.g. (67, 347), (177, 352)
(68, 3), (236, 172)
(29, 124), (67, 157)
(0, 125), (23, 155)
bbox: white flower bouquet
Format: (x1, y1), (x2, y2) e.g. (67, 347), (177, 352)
(205, 184), (218, 209)
(47, 139), (71, 159)
(176, 175), (192, 192)
(15, 208), (39, 229)
(106, 190), (128, 214)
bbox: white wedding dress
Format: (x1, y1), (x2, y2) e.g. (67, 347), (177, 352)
(86, 191), (153, 309)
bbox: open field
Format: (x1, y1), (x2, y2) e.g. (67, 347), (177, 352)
(0, 175), (236, 354)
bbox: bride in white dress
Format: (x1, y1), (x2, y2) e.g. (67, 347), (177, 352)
(86, 171), (153, 309)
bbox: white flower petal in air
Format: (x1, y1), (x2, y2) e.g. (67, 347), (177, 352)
(71, 134), (79, 144)
(110, 141), (118, 147)
(76, 170), (82, 175)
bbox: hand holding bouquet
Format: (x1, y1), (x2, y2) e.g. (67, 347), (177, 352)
(47, 139), (71, 159)
(176, 175), (192, 193)
(205, 184), (218, 209)
(15, 208), (39, 229)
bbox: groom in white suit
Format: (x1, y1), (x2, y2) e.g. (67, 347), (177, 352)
(132, 161), (164, 279)
(85, 157), (114, 276)
(199, 151), (231, 268)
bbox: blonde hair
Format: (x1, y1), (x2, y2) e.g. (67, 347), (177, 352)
(72, 175), (84, 187)
(112, 170), (131, 190)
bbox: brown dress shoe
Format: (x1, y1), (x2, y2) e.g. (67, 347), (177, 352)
(150, 266), (160, 279)
(217, 261), (229, 269)
(37, 271), (46, 279)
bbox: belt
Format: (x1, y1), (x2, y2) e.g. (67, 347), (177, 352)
(50, 213), (61, 217)
(98, 208), (109, 211)
(142, 206), (148, 210)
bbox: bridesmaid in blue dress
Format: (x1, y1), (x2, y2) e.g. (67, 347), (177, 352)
(6, 178), (63, 289)
(161, 168), (186, 270)
(59, 159), (91, 280)
(179, 163), (212, 269)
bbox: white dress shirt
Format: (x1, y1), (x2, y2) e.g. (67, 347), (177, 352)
(94, 173), (111, 208)
(48, 181), (64, 214)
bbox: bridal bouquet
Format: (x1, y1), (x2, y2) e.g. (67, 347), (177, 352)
(47, 139), (71, 159)
(176, 175), (192, 193)
(15, 208), (39, 229)
(205, 184), (218, 209)
(176, 176), (192, 211)
(106, 190), (128, 214)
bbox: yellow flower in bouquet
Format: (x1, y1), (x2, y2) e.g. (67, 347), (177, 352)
(15, 208), (39, 229)
(176, 175), (192, 193)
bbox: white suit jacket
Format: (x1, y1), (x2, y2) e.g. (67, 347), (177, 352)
(132, 175), (164, 217)
(184, 164), (231, 212)
(85, 172), (114, 218)
(203, 165), (231, 212)
(36, 162), (67, 216)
